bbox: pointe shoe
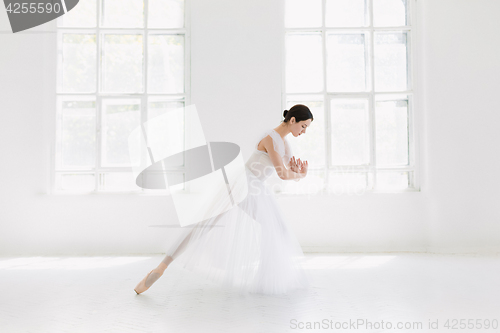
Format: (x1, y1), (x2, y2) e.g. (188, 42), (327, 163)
(134, 269), (163, 294)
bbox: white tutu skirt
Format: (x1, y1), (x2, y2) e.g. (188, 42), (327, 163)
(165, 166), (311, 296)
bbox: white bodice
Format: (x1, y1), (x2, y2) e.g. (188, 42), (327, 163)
(245, 129), (293, 182)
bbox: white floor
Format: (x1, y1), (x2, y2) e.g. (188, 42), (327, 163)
(0, 253), (499, 333)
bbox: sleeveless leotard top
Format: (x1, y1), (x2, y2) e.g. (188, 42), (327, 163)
(245, 129), (293, 182)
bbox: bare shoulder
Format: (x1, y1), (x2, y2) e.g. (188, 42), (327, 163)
(257, 135), (273, 153)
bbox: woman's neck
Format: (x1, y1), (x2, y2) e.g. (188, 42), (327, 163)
(273, 123), (290, 139)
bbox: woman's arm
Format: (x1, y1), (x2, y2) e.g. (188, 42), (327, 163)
(261, 136), (306, 181)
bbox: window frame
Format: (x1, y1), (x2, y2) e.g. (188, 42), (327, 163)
(281, 0), (420, 195)
(52, 0), (191, 195)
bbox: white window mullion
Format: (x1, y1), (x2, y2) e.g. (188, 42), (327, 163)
(184, 0), (191, 107)
(408, 94), (415, 188)
(368, 0), (377, 189)
(406, 0), (414, 190)
(324, 94), (331, 194)
(141, 26), (147, 192)
(142, 0), (149, 194)
(409, 0), (419, 190)
(286, 91), (413, 97)
(321, 0), (329, 194)
(372, 26), (410, 32)
(95, 103), (101, 192)
(143, 0), (148, 94)
(95, 1), (101, 192)
(96, 90), (102, 192)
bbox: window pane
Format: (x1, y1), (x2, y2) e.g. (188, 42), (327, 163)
(102, 99), (141, 167)
(376, 171), (409, 190)
(62, 34), (96, 92)
(148, 99), (185, 119)
(56, 173), (95, 191)
(148, 35), (184, 93)
(326, 33), (367, 92)
(285, 97), (325, 167)
(326, 0), (367, 27)
(374, 32), (407, 91)
(375, 99), (408, 165)
(373, 0), (407, 27)
(285, 0), (322, 28)
(58, 0), (96, 27)
(328, 171), (367, 195)
(102, 34), (143, 93)
(285, 33), (323, 93)
(56, 99), (96, 169)
(330, 99), (370, 165)
(101, 0), (144, 28)
(100, 172), (141, 191)
(148, 0), (184, 28)
(147, 99), (185, 166)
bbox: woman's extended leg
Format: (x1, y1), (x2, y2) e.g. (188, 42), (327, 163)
(156, 213), (225, 270)
(155, 227), (197, 273)
(134, 213), (224, 294)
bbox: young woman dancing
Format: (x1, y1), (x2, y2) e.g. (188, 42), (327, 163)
(134, 104), (313, 295)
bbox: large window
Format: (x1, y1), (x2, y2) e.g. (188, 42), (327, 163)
(283, 0), (418, 195)
(54, 0), (189, 193)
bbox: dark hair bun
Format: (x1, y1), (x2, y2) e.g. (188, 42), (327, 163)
(282, 104), (314, 124)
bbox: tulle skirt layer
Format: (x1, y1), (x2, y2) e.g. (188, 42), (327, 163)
(165, 167), (310, 295)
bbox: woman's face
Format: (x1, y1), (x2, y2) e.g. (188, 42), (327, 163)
(289, 118), (312, 137)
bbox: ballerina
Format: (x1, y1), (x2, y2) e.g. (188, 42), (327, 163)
(134, 104), (313, 295)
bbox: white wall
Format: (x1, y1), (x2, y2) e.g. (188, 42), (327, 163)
(419, 0), (500, 253)
(0, 0), (499, 256)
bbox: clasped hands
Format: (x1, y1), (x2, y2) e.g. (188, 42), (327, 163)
(289, 156), (308, 175)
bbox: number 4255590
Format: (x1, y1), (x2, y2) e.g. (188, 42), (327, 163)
(6, 2), (63, 14)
